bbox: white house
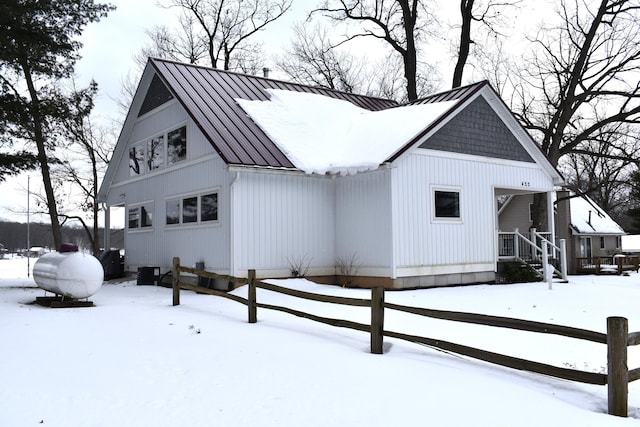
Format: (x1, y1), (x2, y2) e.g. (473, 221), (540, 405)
(98, 58), (563, 289)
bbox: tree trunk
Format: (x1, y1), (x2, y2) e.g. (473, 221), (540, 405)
(401, 0), (419, 101)
(452, 0), (473, 88)
(21, 61), (63, 249)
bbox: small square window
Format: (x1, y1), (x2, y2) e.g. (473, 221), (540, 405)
(435, 190), (460, 219)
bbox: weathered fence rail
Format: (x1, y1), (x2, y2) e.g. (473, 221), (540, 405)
(170, 257), (638, 417)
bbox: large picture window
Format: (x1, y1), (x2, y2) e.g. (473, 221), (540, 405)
(166, 191), (219, 226)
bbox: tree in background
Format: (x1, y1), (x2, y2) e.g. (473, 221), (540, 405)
(506, 0), (640, 230)
(0, 0), (114, 248)
(564, 124), (639, 228)
(57, 81), (116, 256)
(312, 0), (438, 101)
(161, 0), (292, 71)
(275, 23), (371, 94)
(626, 169), (640, 234)
(451, 0), (521, 88)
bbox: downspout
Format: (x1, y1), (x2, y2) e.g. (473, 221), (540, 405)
(229, 170), (240, 277)
(389, 167), (397, 279)
(102, 203), (111, 250)
(547, 191), (556, 246)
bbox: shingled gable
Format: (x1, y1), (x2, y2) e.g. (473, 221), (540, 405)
(386, 81), (563, 185)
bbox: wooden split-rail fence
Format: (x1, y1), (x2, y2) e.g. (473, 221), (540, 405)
(171, 257), (639, 418)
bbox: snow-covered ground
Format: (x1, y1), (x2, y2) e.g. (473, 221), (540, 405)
(1, 255), (639, 427)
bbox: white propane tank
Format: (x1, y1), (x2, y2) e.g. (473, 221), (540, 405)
(33, 246), (104, 299)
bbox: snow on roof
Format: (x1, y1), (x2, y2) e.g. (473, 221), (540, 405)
(570, 195), (625, 234)
(236, 89), (458, 175)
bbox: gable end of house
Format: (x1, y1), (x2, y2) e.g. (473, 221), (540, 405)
(419, 96), (535, 163)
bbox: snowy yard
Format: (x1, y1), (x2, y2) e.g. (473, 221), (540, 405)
(2, 255), (640, 427)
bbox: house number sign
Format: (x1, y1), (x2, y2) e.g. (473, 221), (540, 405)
(521, 181), (531, 187)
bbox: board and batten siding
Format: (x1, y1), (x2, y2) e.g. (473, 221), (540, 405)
(392, 150), (555, 277)
(230, 171), (336, 278)
(335, 169), (393, 277)
(104, 102), (232, 273)
(498, 194), (534, 233)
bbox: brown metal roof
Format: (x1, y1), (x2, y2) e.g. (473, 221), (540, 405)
(405, 80), (488, 105)
(150, 58), (398, 168)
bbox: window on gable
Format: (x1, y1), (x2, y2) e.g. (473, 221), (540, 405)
(147, 135), (165, 171)
(434, 190), (461, 219)
(167, 126), (187, 164)
(129, 144), (144, 176)
(129, 125), (187, 178)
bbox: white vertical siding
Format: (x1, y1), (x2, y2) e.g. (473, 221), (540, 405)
(335, 169), (393, 276)
(103, 102), (232, 273)
(231, 171), (335, 277)
(392, 151), (555, 275)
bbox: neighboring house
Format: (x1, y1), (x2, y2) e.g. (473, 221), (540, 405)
(97, 58), (563, 289)
(498, 191), (626, 274)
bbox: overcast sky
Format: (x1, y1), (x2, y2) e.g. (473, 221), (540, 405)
(0, 0), (549, 227)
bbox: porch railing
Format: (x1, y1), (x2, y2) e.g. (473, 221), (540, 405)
(498, 228), (568, 284)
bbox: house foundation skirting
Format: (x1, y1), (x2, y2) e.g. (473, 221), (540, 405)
(310, 271), (496, 290)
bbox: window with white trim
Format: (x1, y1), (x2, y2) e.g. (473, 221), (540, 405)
(128, 124), (187, 176)
(166, 191), (219, 226)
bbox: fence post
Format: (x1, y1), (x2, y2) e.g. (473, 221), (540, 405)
(172, 257), (180, 306)
(607, 316), (628, 417)
(370, 287), (385, 354)
(248, 269), (257, 324)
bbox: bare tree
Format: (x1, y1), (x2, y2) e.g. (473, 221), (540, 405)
(506, 0), (640, 230)
(452, 0), (521, 88)
(143, 14), (209, 65)
(514, 0), (640, 167)
(564, 124), (639, 225)
(312, 0), (437, 101)
(276, 23), (367, 93)
(162, 0), (292, 70)
(57, 81), (115, 255)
